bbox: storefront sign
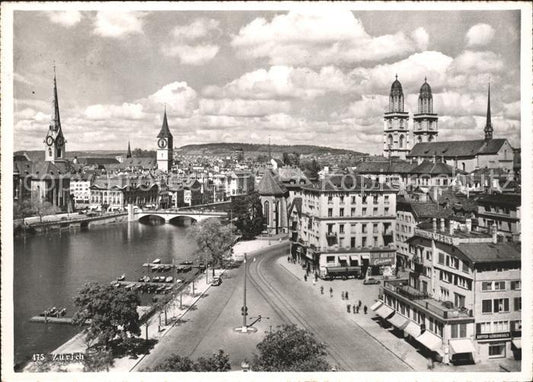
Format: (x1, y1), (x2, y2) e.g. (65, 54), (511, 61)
(476, 332), (510, 340)
(415, 228), (457, 246)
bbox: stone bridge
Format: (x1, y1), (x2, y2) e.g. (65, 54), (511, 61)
(129, 206), (228, 224)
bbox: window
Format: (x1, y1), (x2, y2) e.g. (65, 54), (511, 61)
(384, 207), (390, 215)
(454, 293), (465, 308)
(326, 256), (335, 263)
(493, 321), (509, 332)
(451, 323), (467, 338)
(351, 196), (356, 203)
(488, 343), (506, 358)
(440, 287), (449, 300)
(350, 237), (356, 248)
(438, 252), (445, 265)
(373, 207), (378, 215)
(362, 208), (367, 216)
(328, 208), (333, 217)
(339, 196), (345, 204)
(328, 195), (333, 204)
(351, 207), (356, 216)
(510, 281), (521, 290)
(327, 224), (334, 234)
(362, 224), (368, 233)
(514, 297), (521, 311)
(384, 195), (390, 204)
(493, 298), (509, 313)
(339, 225), (345, 234)
(339, 208), (344, 217)
(362, 237), (367, 247)
(476, 322), (491, 334)
(511, 320), (522, 332)
(482, 299), (492, 313)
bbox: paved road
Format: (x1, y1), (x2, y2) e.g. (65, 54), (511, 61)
(134, 243), (411, 371)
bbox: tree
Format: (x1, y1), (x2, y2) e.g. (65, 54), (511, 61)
(193, 350), (231, 372)
(82, 348), (114, 372)
(73, 282), (141, 350)
(303, 158), (321, 180)
(251, 324), (330, 371)
(147, 350), (231, 372)
(188, 218), (234, 277)
(231, 193), (265, 240)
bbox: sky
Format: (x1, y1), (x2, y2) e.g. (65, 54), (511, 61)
(12, 7), (521, 154)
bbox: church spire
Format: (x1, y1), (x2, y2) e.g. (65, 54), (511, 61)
(157, 108), (172, 138)
(127, 141), (132, 158)
(484, 82), (493, 141)
(51, 65), (62, 133)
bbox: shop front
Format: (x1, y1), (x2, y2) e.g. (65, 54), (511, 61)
(368, 251), (396, 277)
(475, 332), (513, 362)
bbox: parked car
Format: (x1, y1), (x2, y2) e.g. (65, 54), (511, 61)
(211, 277), (222, 286)
(363, 277), (380, 285)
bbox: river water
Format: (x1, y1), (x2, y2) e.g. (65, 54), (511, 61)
(13, 221), (197, 368)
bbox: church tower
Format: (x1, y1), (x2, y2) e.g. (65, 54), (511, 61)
(484, 82), (493, 141)
(383, 75), (410, 159)
(156, 109), (173, 172)
(44, 68), (66, 162)
(413, 78), (438, 144)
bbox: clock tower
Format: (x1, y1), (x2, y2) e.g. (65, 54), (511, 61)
(156, 109), (173, 172)
(44, 68), (66, 162)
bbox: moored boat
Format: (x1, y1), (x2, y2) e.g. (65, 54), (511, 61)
(165, 276), (173, 283)
(153, 258), (161, 264)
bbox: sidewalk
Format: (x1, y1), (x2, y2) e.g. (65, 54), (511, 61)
(277, 257), (521, 372)
(24, 268), (225, 372)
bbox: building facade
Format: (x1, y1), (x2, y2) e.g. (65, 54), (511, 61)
(413, 79), (438, 144)
(384, 76), (410, 159)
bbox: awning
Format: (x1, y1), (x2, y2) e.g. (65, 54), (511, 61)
(387, 313), (408, 329)
(415, 331), (442, 351)
(370, 300), (383, 311)
(350, 255), (359, 261)
(449, 339), (476, 355)
(361, 254), (370, 260)
(404, 321), (421, 338)
(375, 304), (394, 319)
(511, 339), (521, 349)
(338, 255), (348, 261)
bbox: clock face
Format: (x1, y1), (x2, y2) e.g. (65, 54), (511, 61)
(46, 136), (54, 146)
(158, 138), (167, 148)
(56, 136), (64, 146)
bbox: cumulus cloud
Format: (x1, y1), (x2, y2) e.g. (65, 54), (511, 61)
(199, 98), (291, 117)
(145, 81), (198, 116)
(231, 11), (426, 66)
(93, 12), (145, 38)
(204, 65), (355, 100)
(162, 18), (220, 65)
(48, 11), (83, 27)
(466, 23), (495, 47)
(451, 50), (503, 74)
(84, 103), (145, 120)
(411, 27), (429, 50)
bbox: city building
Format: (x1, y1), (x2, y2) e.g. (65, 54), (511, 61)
(384, 75), (410, 159)
(292, 174), (398, 278)
(407, 84), (515, 172)
(476, 193), (521, 242)
(258, 170), (289, 235)
(376, 217), (521, 364)
(156, 109), (174, 172)
(71, 173), (94, 208)
(90, 175), (159, 210)
(413, 78), (438, 144)
(225, 171), (255, 198)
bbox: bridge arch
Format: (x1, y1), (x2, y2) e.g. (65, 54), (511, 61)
(168, 215), (197, 226)
(138, 214), (166, 225)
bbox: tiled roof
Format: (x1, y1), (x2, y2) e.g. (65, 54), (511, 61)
(456, 242), (521, 264)
(408, 139), (507, 158)
(410, 160), (458, 175)
(302, 174), (396, 193)
(354, 160), (417, 174)
(277, 167), (309, 184)
(257, 170), (288, 196)
(78, 157), (120, 165)
(477, 193), (521, 208)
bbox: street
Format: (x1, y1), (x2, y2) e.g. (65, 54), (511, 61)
(134, 243), (411, 371)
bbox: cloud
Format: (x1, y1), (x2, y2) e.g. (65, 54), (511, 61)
(231, 10), (425, 66)
(466, 23), (495, 47)
(145, 81), (198, 116)
(451, 50), (503, 74)
(48, 11), (82, 27)
(84, 103), (146, 120)
(203, 65), (355, 100)
(93, 12), (145, 38)
(199, 98), (291, 117)
(411, 27), (429, 50)
(162, 18), (220, 65)
(163, 44), (220, 65)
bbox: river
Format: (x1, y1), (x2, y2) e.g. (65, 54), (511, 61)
(13, 221), (197, 368)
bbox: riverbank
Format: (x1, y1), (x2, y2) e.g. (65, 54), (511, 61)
(22, 237), (286, 373)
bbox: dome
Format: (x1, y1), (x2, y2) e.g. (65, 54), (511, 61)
(419, 78), (432, 99)
(390, 76), (403, 97)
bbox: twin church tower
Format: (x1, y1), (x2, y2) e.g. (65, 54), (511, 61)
(383, 76), (439, 159)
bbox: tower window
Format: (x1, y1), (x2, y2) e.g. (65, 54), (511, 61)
(399, 134), (405, 148)
(388, 135), (393, 146)
(48, 148), (52, 157)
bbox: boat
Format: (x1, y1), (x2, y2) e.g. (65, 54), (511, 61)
(117, 274), (126, 281)
(156, 286), (165, 293)
(164, 265), (172, 271)
(165, 276), (173, 283)
(153, 258), (161, 264)
(142, 263), (150, 267)
(58, 308), (67, 316)
(176, 279), (183, 283)
(180, 260), (193, 266)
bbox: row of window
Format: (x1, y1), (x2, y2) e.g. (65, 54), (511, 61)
(476, 319), (521, 334)
(327, 206), (392, 217)
(481, 297), (521, 314)
(327, 195), (391, 205)
(384, 294), (444, 337)
(481, 280), (521, 292)
(437, 252), (470, 274)
(438, 269), (473, 291)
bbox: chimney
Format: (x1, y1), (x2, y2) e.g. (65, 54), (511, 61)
(440, 218), (445, 232)
(449, 220), (455, 236)
(432, 218), (437, 233)
(465, 218), (472, 232)
(491, 223), (498, 244)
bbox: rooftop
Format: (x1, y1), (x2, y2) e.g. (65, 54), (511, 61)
(456, 242), (521, 264)
(408, 139), (508, 158)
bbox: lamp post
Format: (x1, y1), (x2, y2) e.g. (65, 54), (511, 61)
(235, 252), (257, 333)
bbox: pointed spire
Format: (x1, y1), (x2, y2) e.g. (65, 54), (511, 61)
(127, 141), (132, 158)
(484, 82), (493, 141)
(157, 108), (173, 138)
(50, 65), (62, 133)
(395, 73), (398, 80)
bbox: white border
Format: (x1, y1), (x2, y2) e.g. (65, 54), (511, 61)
(2, 2), (532, 382)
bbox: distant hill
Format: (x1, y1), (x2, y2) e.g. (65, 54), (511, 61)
(176, 143), (367, 157)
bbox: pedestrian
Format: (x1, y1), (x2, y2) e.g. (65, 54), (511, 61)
(304, 274), (307, 282)
(347, 304), (351, 313)
(314, 273), (318, 282)
(358, 300), (362, 308)
(345, 291), (349, 300)
(320, 286), (324, 294)
(353, 304), (357, 314)
(341, 291), (345, 300)
(356, 305), (359, 314)
(329, 287), (333, 297)
(364, 305), (368, 314)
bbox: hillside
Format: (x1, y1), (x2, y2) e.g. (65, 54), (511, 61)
(176, 143), (367, 157)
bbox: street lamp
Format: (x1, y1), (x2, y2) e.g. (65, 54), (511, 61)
(234, 253), (257, 333)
